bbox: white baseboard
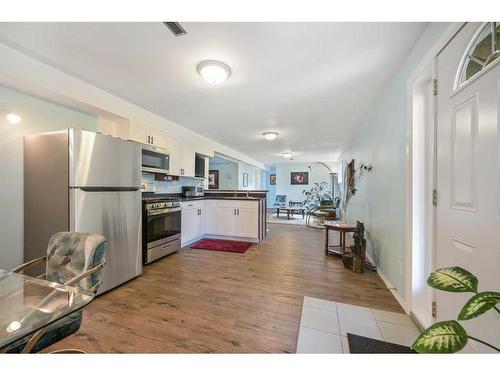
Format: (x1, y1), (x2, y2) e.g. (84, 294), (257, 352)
(366, 254), (409, 314)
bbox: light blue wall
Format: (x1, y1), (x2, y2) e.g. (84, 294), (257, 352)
(238, 161), (259, 190)
(266, 166), (277, 207)
(267, 162), (332, 206)
(207, 161), (238, 189)
(339, 23), (450, 302)
(0, 85), (98, 270)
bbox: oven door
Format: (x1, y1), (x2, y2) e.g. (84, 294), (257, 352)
(146, 207), (181, 248)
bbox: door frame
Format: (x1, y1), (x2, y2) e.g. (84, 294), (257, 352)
(404, 23), (465, 322)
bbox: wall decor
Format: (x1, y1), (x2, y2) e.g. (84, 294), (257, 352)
(270, 174), (276, 185)
(290, 171), (309, 185)
(208, 170), (219, 189)
(242, 172), (249, 187)
(347, 159), (355, 192)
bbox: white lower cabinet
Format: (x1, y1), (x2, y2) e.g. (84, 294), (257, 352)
(216, 207), (239, 236)
(181, 201), (205, 246)
(213, 200), (259, 238)
(235, 207), (259, 238)
(182, 199), (259, 246)
(205, 200), (218, 235)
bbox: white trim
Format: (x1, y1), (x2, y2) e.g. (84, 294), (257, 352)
(366, 254), (409, 314)
(404, 23), (464, 318)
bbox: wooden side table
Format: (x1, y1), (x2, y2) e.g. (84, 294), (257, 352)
(324, 221), (357, 256)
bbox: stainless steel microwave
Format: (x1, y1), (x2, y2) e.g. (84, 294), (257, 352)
(142, 144), (169, 174)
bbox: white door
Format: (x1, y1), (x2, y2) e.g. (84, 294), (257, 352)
(217, 207), (237, 236)
(436, 22), (500, 352)
(411, 62), (436, 329)
(237, 208), (258, 238)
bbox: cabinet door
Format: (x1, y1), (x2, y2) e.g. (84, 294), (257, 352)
(149, 128), (168, 149)
(181, 208), (198, 244)
(196, 207), (205, 238)
(216, 207), (237, 236)
(128, 122), (150, 144)
(181, 145), (195, 177)
(205, 200), (218, 234)
(237, 208), (258, 238)
(166, 138), (182, 175)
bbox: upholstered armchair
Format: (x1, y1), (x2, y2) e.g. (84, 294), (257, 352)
(274, 195), (287, 207)
(7, 232), (107, 353)
(306, 200), (337, 226)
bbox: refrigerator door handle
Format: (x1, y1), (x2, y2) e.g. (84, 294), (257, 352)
(77, 187), (140, 192)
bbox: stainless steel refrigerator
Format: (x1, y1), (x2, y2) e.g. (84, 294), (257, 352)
(24, 128), (142, 294)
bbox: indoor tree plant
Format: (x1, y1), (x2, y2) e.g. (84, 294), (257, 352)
(302, 181), (332, 211)
(411, 266), (500, 353)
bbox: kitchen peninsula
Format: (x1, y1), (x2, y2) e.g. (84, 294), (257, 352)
(143, 190), (267, 247)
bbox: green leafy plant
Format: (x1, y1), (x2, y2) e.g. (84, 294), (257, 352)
(302, 182), (332, 211)
(411, 266), (500, 353)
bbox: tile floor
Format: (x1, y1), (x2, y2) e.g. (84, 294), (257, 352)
(296, 296), (421, 353)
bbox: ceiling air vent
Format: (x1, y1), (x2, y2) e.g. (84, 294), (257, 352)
(164, 22), (186, 37)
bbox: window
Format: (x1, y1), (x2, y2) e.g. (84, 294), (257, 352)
(457, 22), (500, 88)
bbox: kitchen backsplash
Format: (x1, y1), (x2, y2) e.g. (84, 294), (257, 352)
(141, 173), (203, 194)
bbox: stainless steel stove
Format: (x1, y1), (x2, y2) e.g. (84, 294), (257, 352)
(142, 196), (181, 264)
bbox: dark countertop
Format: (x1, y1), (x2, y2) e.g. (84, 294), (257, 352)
(181, 196), (265, 202)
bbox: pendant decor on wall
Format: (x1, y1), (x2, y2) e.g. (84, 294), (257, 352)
(290, 171), (309, 185)
(270, 174), (276, 185)
(208, 170), (219, 189)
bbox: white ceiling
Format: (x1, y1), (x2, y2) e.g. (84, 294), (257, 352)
(0, 22), (426, 164)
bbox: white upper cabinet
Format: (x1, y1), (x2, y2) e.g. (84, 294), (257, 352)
(181, 145), (195, 177)
(148, 127), (168, 149)
(166, 137), (195, 177)
(126, 121), (167, 148)
(128, 122), (150, 144)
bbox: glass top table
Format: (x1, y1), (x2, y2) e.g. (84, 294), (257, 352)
(0, 268), (93, 351)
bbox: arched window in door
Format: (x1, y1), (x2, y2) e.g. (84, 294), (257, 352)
(456, 22), (500, 88)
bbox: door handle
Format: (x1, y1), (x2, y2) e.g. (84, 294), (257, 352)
(147, 135), (151, 143)
(234, 209), (236, 215)
(151, 136), (154, 144)
(237, 209), (240, 215)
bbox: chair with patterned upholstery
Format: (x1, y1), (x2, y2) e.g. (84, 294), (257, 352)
(7, 232), (107, 353)
(306, 200), (336, 226)
(274, 195), (287, 208)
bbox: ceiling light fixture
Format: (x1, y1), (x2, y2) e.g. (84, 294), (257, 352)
(6, 113), (22, 125)
(282, 152), (293, 159)
(262, 131), (279, 141)
(1, 106), (22, 125)
(197, 60), (231, 85)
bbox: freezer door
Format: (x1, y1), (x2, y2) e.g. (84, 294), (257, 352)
(70, 188), (142, 294)
(69, 128), (141, 188)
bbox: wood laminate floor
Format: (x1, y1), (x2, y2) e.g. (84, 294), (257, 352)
(46, 223), (402, 353)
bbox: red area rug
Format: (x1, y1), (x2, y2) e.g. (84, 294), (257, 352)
(191, 238), (253, 253)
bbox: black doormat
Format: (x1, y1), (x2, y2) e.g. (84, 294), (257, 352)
(347, 333), (416, 353)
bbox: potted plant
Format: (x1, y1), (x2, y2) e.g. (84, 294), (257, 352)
(412, 266), (500, 353)
(302, 181), (332, 211)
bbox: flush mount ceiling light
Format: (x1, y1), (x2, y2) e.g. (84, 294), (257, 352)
(282, 152), (293, 159)
(197, 60), (231, 85)
(262, 131), (279, 141)
(6, 113), (22, 125)
(1, 107), (22, 125)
